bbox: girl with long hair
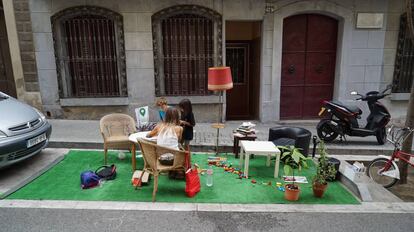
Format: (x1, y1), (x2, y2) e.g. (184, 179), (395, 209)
(178, 99), (195, 150)
(147, 107), (182, 150)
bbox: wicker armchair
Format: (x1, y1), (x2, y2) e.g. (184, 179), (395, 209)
(99, 114), (136, 170)
(137, 139), (188, 202)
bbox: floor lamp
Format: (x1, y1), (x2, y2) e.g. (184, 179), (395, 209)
(208, 67), (233, 156)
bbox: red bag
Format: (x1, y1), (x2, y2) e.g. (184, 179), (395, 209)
(185, 167), (200, 197)
(184, 151), (200, 197)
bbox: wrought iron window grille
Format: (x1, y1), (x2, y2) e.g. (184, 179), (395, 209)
(52, 6), (127, 98)
(152, 5), (223, 96)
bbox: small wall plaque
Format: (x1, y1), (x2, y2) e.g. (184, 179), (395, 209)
(356, 13), (384, 29)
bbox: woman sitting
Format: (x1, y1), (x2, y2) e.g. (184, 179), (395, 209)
(147, 107), (184, 179)
(147, 107), (183, 150)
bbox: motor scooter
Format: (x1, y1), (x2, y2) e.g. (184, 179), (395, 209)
(316, 85), (391, 144)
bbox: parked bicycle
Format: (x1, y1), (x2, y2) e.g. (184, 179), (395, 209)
(367, 125), (414, 188)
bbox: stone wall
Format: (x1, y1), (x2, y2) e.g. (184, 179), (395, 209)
(13, 0), (38, 92)
(381, 0), (408, 122)
(28, 0), (408, 122)
(29, 0), (265, 121)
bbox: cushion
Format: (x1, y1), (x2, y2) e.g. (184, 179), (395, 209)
(272, 138), (295, 146)
(159, 153), (174, 166)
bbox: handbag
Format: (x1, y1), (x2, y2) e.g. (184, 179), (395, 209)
(185, 166), (200, 197)
(95, 164), (117, 180)
(185, 150), (200, 197)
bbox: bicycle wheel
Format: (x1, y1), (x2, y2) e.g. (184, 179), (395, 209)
(367, 158), (398, 188)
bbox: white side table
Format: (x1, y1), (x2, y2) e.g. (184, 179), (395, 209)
(239, 141), (281, 178)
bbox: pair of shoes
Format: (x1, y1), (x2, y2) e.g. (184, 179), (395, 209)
(174, 171), (185, 180)
(168, 171), (176, 179)
(168, 171), (185, 180)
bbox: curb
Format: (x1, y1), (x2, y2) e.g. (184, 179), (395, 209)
(1, 200), (414, 213)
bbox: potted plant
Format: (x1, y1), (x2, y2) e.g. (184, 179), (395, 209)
(279, 146), (309, 201)
(312, 141), (337, 198)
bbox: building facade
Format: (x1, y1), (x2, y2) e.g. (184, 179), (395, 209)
(0, 0), (411, 123)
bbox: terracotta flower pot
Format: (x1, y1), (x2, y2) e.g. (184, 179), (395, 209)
(313, 182), (328, 198)
(284, 184), (300, 201)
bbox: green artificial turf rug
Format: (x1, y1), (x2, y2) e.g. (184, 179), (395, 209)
(7, 150), (359, 204)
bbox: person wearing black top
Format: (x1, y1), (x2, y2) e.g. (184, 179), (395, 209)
(178, 99), (195, 150)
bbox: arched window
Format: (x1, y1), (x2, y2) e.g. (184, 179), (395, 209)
(52, 6), (127, 98)
(152, 5), (222, 96)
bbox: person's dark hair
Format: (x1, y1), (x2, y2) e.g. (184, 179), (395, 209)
(164, 107), (180, 125)
(178, 99), (193, 116)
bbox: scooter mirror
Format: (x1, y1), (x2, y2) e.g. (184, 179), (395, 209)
(350, 91), (358, 95)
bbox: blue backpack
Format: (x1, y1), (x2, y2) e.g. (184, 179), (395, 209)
(80, 171), (101, 189)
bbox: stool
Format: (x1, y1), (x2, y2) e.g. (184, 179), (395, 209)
(233, 133), (257, 158)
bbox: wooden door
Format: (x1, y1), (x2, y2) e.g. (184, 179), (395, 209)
(226, 42), (250, 120)
(0, 6), (16, 97)
(280, 14), (337, 119)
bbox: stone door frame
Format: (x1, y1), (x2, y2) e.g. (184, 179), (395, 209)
(268, 1), (353, 121)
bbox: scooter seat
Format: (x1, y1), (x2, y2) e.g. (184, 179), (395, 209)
(331, 100), (362, 115)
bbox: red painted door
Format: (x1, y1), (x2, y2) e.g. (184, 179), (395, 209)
(280, 14), (337, 119)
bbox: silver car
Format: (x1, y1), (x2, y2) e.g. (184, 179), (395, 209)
(0, 92), (52, 169)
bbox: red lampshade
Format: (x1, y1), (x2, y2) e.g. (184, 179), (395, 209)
(208, 67), (233, 91)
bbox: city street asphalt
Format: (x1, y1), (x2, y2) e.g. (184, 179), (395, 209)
(0, 208), (413, 232)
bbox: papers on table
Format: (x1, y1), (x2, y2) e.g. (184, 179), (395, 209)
(283, 176), (308, 184)
(128, 131), (157, 143)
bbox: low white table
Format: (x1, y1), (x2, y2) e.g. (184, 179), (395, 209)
(239, 141), (281, 178)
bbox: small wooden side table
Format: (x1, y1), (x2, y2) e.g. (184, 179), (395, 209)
(233, 133), (257, 158)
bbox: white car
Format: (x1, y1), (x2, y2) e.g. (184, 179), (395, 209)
(0, 92), (52, 169)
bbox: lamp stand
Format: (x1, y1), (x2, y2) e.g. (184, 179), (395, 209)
(212, 91), (225, 156)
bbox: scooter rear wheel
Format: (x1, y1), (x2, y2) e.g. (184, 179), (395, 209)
(376, 127), (386, 145)
(317, 120), (339, 142)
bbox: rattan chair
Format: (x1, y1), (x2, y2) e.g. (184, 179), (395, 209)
(137, 139), (188, 202)
(100, 113), (136, 170)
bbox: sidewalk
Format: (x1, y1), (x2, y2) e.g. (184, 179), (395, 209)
(48, 119), (402, 155)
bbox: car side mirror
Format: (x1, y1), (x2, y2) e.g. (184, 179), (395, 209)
(350, 91), (358, 95)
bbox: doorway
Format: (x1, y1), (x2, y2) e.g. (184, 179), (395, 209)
(0, 3), (16, 97)
(225, 21), (261, 120)
(280, 14), (337, 119)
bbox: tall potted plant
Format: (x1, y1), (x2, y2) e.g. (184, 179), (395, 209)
(312, 141), (337, 198)
(279, 146), (309, 201)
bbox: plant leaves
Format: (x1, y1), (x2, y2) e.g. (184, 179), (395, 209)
(292, 150), (300, 163)
(277, 145), (289, 150)
(284, 165), (292, 176)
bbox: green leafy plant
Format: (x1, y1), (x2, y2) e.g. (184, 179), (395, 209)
(278, 146), (310, 188)
(278, 145), (309, 175)
(313, 141), (337, 185)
